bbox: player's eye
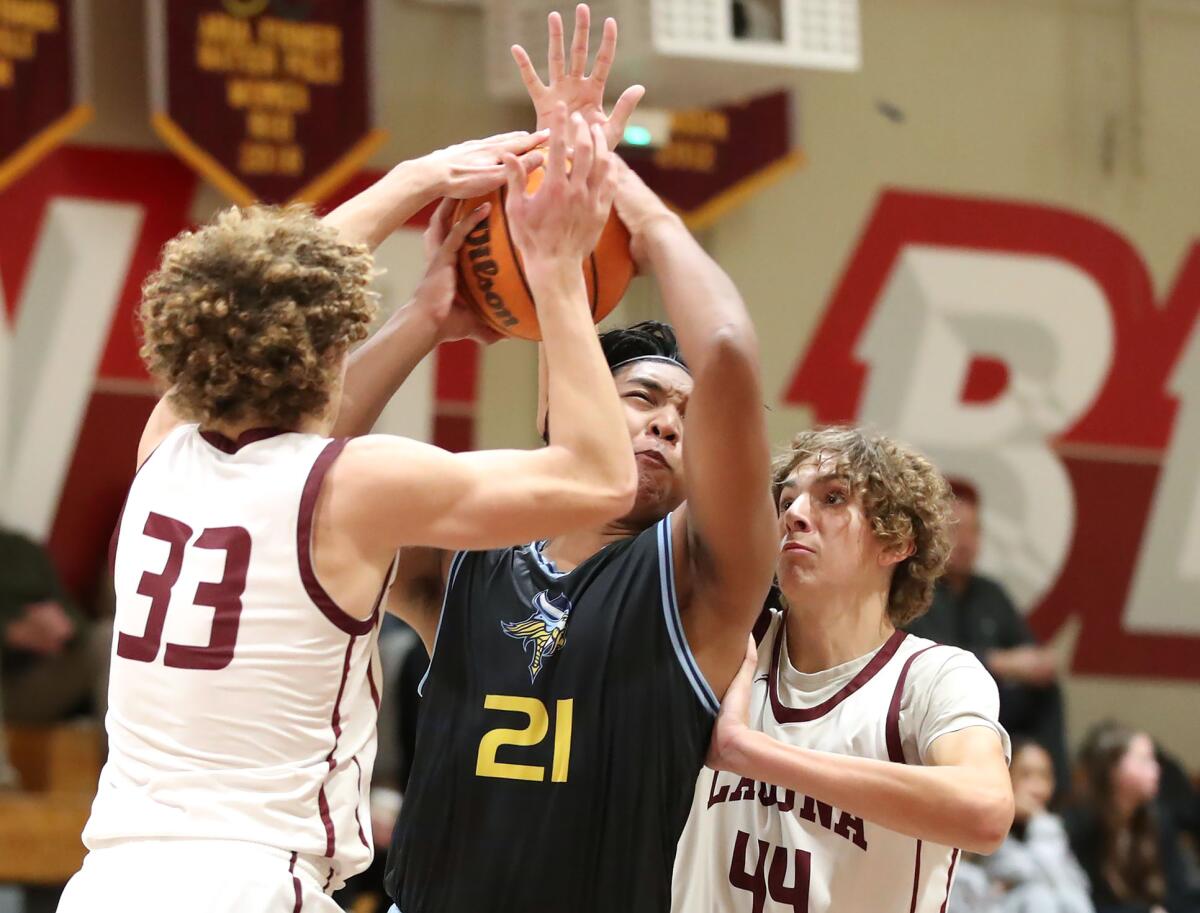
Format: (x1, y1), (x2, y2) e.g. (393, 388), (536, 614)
(825, 489), (847, 505)
(625, 391), (652, 403)
(779, 498), (794, 512)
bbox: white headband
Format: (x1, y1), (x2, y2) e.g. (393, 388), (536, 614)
(609, 355), (690, 374)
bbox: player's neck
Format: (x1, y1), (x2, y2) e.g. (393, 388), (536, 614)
(202, 413), (328, 441)
(782, 586), (894, 673)
(542, 519), (642, 572)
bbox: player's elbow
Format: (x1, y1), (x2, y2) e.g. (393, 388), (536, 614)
(572, 464), (638, 525)
(599, 467), (639, 519)
(960, 787), (1015, 855)
(693, 321), (760, 377)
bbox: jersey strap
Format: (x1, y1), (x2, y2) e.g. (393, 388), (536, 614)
(885, 644), (942, 764)
(297, 437), (376, 636)
(656, 516), (720, 715)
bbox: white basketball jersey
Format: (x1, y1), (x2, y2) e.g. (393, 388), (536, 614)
(673, 609), (1009, 913)
(84, 424), (390, 891)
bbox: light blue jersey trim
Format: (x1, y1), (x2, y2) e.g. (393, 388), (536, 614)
(657, 516), (720, 716)
(417, 550), (466, 697)
(527, 540), (566, 578)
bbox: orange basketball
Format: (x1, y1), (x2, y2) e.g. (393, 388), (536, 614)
(453, 166), (634, 341)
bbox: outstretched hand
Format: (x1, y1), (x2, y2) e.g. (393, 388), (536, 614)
(423, 130), (548, 200)
(410, 198), (504, 346)
(511, 3), (644, 151)
(503, 103), (618, 267)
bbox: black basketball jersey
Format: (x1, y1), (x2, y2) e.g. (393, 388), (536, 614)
(385, 516), (717, 913)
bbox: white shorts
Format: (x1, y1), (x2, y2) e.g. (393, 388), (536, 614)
(57, 839), (343, 913)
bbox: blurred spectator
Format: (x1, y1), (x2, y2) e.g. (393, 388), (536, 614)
(1064, 721), (1200, 913)
(0, 527), (108, 731)
(905, 479), (1070, 798)
(986, 738), (1094, 912)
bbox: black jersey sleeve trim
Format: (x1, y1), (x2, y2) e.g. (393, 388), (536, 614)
(417, 550), (467, 698)
(657, 517), (721, 716)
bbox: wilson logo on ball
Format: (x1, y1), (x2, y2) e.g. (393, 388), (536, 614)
(453, 167), (635, 341)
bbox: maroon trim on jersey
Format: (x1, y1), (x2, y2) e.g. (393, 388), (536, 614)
(939, 848), (961, 913)
(288, 852), (303, 913)
(323, 866), (334, 891)
(108, 438), (165, 576)
(908, 839), (923, 913)
(199, 426), (289, 454)
(297, 437), (377, 636)
(317, 787), (335, 860)
(367, 661), (381, 711)
(768, 620), (908, 723)
(885, 644), (942, 763)
(317, 634), (356, 858)
(751, 606), (773, 646)
(351, 755), (370, 850)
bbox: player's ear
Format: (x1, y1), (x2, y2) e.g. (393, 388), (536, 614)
(879, 537), (915, 568)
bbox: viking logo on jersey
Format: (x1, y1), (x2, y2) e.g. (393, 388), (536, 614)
(501, 590), (573, 682)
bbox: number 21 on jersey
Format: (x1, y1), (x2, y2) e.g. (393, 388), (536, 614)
(476, 695), (574, 783)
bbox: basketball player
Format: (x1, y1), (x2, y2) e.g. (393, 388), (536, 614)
(57, 113), (637, 913)
(672, 427), (1015, 913)
(304, 9), (777, 911)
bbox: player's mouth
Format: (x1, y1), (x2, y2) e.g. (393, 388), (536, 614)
(781, 541), (815, 555)
(636, 450), (669, 468)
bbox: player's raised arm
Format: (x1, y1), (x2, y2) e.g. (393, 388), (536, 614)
(332, 106), (635, 553)
(331, 200), (504, 437)
(137, 132), (546, 463)
(323, 130), (547, 252)
(615, 160), (778, 696)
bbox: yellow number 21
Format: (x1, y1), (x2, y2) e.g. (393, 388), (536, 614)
(476, 695), (574, 783)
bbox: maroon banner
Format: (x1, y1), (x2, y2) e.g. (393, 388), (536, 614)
(0, 0), (91, 192)
(623, 91), (802, 229)
(147, 0), (386, 205)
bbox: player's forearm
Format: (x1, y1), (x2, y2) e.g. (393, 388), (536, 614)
(324, 158), (443, 252)
(725, 730), (1013, 853)
(331, 302), (440, 437)
(640, 215), (758, 373)
(526, 257), (637, 503)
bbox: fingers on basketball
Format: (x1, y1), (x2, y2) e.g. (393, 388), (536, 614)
(443, 203), (490, 261)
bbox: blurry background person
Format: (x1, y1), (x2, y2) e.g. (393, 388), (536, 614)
(906, 480), (1069, 798)
(0, 527), (110, 737)
(1065, 721), (1200, 913)
(974, 738), (1094, 913)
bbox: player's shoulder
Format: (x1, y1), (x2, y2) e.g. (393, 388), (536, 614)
(898, 634), (991, 685)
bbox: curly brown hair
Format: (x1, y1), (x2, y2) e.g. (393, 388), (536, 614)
(772, 426), (953, 627)
(139, 204), (376, 428)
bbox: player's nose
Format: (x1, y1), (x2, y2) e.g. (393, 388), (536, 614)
(783, 495), (813, 532)
(649, 410), (681, 444)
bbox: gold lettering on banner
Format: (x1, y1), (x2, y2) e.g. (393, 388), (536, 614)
(654, 140), (717, 173)
(650, 108), (729, 175)
(0, 1), (59, 32)
(0, 0), (61, 80)
(191, 10), (346, 178)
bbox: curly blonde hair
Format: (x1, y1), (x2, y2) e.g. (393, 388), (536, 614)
(139, 204), (376, 428)
(772, 426), (952, 627)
